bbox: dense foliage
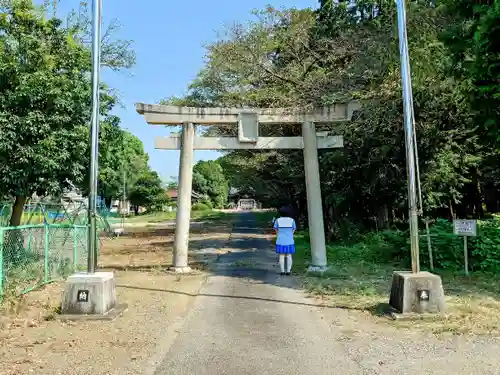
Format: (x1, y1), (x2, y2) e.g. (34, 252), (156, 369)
(0, 0), (92, 224)
(172, 1), (499, 234)
(0, 0), (156, 224)
(169, 0), (499, 271)
(128, 170), (169, 214)
(192, 160), (229, 209)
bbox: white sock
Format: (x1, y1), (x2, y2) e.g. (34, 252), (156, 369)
(286, 254), (293, 272)
(279, 255), (285, 273)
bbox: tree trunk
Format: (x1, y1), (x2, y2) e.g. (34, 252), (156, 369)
(474, 180), (484, 218)
(9, 195), (27, 226)
(377, 204), (389, 229)
(6, 195), (28, 266)
(449, 200), (455, 220)
(326, 205), (337, 241)
(484, 186), (499, 213)
(104, 197), (112, 209)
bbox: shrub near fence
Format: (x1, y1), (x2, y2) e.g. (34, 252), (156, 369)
(0, 224), (88, 300)
(343, 216), (500, 274)
(378, 216), (500, 273)
(410, 218), (500, 272)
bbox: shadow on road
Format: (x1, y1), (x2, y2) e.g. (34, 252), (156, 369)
(116, 283), (389, 314)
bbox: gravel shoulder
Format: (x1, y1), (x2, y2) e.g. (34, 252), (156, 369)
(1, 271), (207, 375)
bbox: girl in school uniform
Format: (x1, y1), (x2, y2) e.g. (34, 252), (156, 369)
(273, 207), (297, 276)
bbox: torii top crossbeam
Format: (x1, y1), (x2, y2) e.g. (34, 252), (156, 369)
(136, 102), (361, 125)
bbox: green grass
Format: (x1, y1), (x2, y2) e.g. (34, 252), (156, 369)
(124, 210), (231, 224)
(124, 211), (176, 223)
(293, 230), (500, 335)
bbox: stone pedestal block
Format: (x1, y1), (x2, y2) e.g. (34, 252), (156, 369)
(61, 272), (117, 316)
(389, 271), (446, 314)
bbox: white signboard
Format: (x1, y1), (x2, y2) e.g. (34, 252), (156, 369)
(453, 219), (477, 237)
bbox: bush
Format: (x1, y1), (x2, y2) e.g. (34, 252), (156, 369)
(472, 216), (500, 272)
(201, 199), (213, 210)
(417, 218), (464, 270)
(298, 216), (500, 273)
(410, 217), (500, 272)
(390, 217), (500, 272)
(377, 230), (409, 262)
(192, 202), (211, 211)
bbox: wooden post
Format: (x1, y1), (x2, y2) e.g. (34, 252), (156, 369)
(464, 236), (469, 276)
(425, 219), (434, 271)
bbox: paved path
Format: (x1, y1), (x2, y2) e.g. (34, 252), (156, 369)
(153, 213), (500, 375)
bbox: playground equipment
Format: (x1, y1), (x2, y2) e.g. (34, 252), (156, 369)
(0, 196), (115, 235)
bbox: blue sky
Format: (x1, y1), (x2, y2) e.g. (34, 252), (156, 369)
(51, 0), (318, 182)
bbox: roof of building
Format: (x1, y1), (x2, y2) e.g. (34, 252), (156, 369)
(167, 189), (202, 199)
(167, 189), (178, 199)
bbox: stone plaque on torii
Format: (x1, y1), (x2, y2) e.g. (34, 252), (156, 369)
(136, 102), (360, 273)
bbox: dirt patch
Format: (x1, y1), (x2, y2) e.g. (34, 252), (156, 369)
(0, 221), (233, 375)
(98, 224), (233, 270)
(1, 271), (206, 375)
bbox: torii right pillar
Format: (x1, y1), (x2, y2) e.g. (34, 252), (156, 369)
(302, 122), (327, 270)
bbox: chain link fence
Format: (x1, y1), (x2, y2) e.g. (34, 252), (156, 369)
(0, 224), (88, 299)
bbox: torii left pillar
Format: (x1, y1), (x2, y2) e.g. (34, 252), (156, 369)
(173, 122), (195, 273)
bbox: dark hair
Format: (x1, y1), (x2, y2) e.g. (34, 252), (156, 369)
(279, 206), (292, 217)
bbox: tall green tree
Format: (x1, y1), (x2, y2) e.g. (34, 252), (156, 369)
(128, 170), (166, 214)
(440, 0), (500, 213)
(0, 0), (137, 225)
(0, 0), (92, 225)
(165, 1), (500, 236)
(441, 0), (500, 146)
(86, 119), (149, 206)
(193, 160), (229, 208)
(42, 0), (136, 70)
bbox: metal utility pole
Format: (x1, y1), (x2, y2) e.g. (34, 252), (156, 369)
(122, 165), (127, 213)
(87, 0), (102, 274)
(396, 0), (420, 274)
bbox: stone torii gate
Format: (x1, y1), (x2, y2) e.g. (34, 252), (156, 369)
(136, 102), (359, 273)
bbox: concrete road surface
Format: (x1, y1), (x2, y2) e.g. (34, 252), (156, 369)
(152, 213), (500, 375)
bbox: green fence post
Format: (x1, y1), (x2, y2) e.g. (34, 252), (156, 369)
(0, 229), (4, 301)
(44, 224), (49, 283)
(27, 229), (33, 253)
(73, 226), (78, 270)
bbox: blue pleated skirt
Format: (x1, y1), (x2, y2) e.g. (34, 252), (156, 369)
(275, 244), (295, 254)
